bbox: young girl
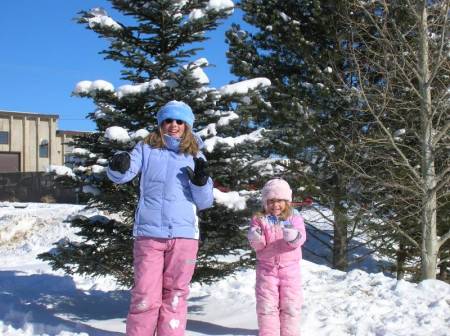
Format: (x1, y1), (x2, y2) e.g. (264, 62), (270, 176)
(107, 100), (214, 336)
(248, 178), (307, 336)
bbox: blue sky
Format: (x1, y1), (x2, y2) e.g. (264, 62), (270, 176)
(0, 1), (242, 131)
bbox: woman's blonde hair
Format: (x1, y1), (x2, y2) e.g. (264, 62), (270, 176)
(144, 125), (199, 156)
(256, 200), (293, 221)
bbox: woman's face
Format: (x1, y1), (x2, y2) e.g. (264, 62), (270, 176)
(161, 118), (186, 138)
(266, 198), (287, 216)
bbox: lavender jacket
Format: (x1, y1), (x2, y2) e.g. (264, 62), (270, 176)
(107, 135), (214, 239)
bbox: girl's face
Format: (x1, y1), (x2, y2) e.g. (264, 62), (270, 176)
(266, 198), (288, 216)
(161, 118), (186, 138)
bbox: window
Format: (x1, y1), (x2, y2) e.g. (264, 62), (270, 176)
(39, 139), (49, 158)
(0, 131), (8, 145)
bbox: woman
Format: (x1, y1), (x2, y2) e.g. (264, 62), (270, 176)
(107, 100), (214, 336)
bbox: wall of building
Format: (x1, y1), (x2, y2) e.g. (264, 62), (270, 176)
(0, 112), (62, 172)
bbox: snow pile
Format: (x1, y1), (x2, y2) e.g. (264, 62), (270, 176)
(131, 129), (150, 140)
(213, 188), (247, 211)
(219, 78), (271, 96)
(72, 80), (115, 96)
(301, 263), (450, 336)
(116, 79), (165, 99)
(189, 0), (234, 21)
(104, 126), (131, 143)
(86, 7), (122, 31)
(0, 203), (85, 266)
(184, 58), (210, 85)
(46, 165), (75, 178)
(203, 128), (265, 152)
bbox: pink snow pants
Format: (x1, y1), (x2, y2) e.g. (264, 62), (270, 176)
(256, 261), (302, 336)
(126, 237), (198, 336)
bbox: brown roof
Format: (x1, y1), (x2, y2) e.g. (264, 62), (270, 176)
(57, 130), (93, 136)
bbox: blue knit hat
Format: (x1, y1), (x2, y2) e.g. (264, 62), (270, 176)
(157, 100), (195, 128)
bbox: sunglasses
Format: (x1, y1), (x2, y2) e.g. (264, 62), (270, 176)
(163, 118), (184, 125)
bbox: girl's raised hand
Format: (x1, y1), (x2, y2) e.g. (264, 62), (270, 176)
(247, 227), (262, 242)
(282, 227), (299, 242)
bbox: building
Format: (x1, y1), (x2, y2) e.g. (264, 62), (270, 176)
(0, 110), (89, 173)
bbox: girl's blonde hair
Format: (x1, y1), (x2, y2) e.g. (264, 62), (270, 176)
(256, 200), (293, 221)
(144, 125), (199, 156)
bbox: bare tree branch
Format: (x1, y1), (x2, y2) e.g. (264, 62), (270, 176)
(438, 230), (450, 249)
(428, 1), (450, 83)
(433, 121), (450, 146)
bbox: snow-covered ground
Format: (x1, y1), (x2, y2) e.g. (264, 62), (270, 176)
(0, 202), (449, 336)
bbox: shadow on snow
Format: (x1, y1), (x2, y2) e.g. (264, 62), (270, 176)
(0, 270), (127, 335)
(187, 319), (257, 335)
(302, 223), (393, 274)
(0, 271), (257, 335)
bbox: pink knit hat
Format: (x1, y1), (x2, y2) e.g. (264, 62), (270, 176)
(261, 178), (292, 206)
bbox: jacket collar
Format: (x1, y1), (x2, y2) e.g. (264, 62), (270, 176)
(163, 134), (181, 152)
(163, 133), (205, 153)
(267, 214), (290, 226)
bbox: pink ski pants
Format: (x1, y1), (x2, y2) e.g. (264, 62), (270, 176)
(256, 262), (303, 336)
(126, 237), (198, 336)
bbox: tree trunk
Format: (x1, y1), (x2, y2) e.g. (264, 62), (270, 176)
(396, 242), (408, 280)
(418, 1), (438, 280)
(438, 262), (448, 282)
(333, 203), (348, 271)
(421, 190), (438, 279)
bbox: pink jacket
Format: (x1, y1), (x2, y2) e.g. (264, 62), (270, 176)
(249, 214), (306, 265)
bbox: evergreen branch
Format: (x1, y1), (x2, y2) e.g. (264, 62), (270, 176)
(309, 206), (335, 226)
(347, 250), (379, 265)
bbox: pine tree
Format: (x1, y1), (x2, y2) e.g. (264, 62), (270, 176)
(39, 0), (264, 286)
(226, 0), (379, 271)
(196, 77), (275, 280)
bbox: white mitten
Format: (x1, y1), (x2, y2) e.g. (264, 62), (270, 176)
(283, 227), (299, 242)
(248, 227), (262, 242)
